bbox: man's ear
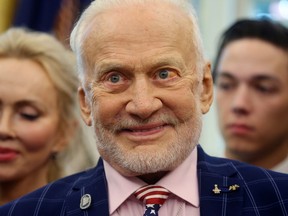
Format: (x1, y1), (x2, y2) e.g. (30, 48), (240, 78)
(200, 62), (214, 114)
(78, 87), (92, 126)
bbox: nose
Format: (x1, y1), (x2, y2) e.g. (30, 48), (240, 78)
(0, 110), (16, 140)
(231, 85), (251, 115)
(125, 78), (162, 119)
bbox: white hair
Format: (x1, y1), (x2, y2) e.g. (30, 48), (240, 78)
(70, 0), (206, 83)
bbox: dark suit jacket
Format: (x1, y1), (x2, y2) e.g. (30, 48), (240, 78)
(1, 145), (288, 215)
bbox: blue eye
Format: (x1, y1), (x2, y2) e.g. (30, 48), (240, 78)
(102, 71), (129, 92)
(109, 74), (121, 83)
(158, 70), (169, 79)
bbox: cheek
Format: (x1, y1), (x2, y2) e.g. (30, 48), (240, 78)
(216, 92), (228, 108)
(259, 110), (288, 133)
(16, 123), (58, 151)
(257, 98), (288, 118)
(216, 93), (231, 120)
(92, 95), (125, 123)
(164, 89), (199, 121)
(255, 103), (288, 137)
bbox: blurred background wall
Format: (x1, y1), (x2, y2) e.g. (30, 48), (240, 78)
(191, 0), (288, 156)
(1, 0), (287, 157)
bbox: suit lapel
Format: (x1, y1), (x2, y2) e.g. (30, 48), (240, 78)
(197, 145), (244, 216)
(65, 159), (110, 216)
(64, 146), (246, 216)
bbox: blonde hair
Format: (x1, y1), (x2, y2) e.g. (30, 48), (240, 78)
(0, 28), (98, 181)
(70, 0), (206, 83)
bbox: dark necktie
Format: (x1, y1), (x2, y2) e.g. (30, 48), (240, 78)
(134, 185), (170, 216)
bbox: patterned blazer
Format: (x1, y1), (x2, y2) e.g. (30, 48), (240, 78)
(1, 145), (288, 216)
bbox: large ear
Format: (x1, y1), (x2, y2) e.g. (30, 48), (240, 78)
(200, 62), (214, 114)
(78, 87), (92, 126)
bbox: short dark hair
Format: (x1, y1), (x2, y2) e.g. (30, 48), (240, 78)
(212, 19), (288, 81)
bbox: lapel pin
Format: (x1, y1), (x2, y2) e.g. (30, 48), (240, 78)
(229, 184), (240, 191)
(212, 184), (221, 194)
(213, 184), (240, 195)
(80, 194), (92, 210)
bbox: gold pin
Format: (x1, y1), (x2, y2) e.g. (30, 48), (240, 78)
(229, 184), (240, 191)
(212, 184), (221, 194)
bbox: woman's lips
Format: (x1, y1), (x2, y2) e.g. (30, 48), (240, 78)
(0, 147), (19, 162)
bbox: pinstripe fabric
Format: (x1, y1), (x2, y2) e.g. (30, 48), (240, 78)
(197, 146), (288, 216)
(1, 145), (288, 216)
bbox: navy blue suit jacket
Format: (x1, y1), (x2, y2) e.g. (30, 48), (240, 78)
(1, 145), (288, 215)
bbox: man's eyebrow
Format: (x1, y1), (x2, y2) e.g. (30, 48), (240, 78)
(93, 61), (132, 77)
(150, 56), (184, 68)
(215, 72), (235, 80)
(93, 56), (185, 75)
(215, 72), (281, 84)
(15, 100), (46, 111)
(251, 74), (280, 82)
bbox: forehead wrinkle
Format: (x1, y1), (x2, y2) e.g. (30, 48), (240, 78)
(82, 2), (196, 55)
(93, 60), (135, 78)
(97, 53), (187, 77)
(148, 54), (188, 75)
(81, 2), (199, 88)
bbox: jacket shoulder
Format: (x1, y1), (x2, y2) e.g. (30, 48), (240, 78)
(197, 145), (288, 215)
(0, 160), (105, 216)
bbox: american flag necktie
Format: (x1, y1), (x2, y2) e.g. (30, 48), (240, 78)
(134, 185), (170, 216)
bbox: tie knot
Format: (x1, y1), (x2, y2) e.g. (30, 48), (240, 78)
(134, 185), (170, 205)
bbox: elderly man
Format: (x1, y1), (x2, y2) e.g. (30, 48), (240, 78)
(1, 1), (288, 216)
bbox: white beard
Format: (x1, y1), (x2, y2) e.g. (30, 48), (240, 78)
(93, 109), (202, 175)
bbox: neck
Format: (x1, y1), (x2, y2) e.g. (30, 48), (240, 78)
(137, 171), (168, 184)
(0, 169), (49, 205)
(225, 143), (288, 170)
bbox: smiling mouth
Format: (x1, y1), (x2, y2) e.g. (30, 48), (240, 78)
(119, 123), (170, 138)
(123, 124), (167, 133)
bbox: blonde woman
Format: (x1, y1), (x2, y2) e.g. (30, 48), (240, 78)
(0, 28), (98, 205)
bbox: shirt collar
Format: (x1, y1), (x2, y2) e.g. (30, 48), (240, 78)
(104, 147), (199, 214)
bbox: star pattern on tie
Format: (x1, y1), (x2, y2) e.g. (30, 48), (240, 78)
(134, 185), (170, 216)
(144, 204), (160, 216)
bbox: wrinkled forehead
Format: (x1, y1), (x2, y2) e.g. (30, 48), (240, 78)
(81, 2), (196, 61)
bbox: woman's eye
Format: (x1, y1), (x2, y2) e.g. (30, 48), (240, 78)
(20, 113), (39, 121)
(18, 106), (40, 121)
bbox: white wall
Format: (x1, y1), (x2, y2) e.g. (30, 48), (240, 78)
(192, 0), (256, 156)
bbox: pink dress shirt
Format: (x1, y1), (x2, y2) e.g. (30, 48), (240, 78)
(104, 147), (200, 215)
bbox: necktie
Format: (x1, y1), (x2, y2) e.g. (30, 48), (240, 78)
(134, 185), (170, 216)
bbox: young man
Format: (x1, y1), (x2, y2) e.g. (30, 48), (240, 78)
(213, 19), (288, 173)
(1, 1), (288, 216)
